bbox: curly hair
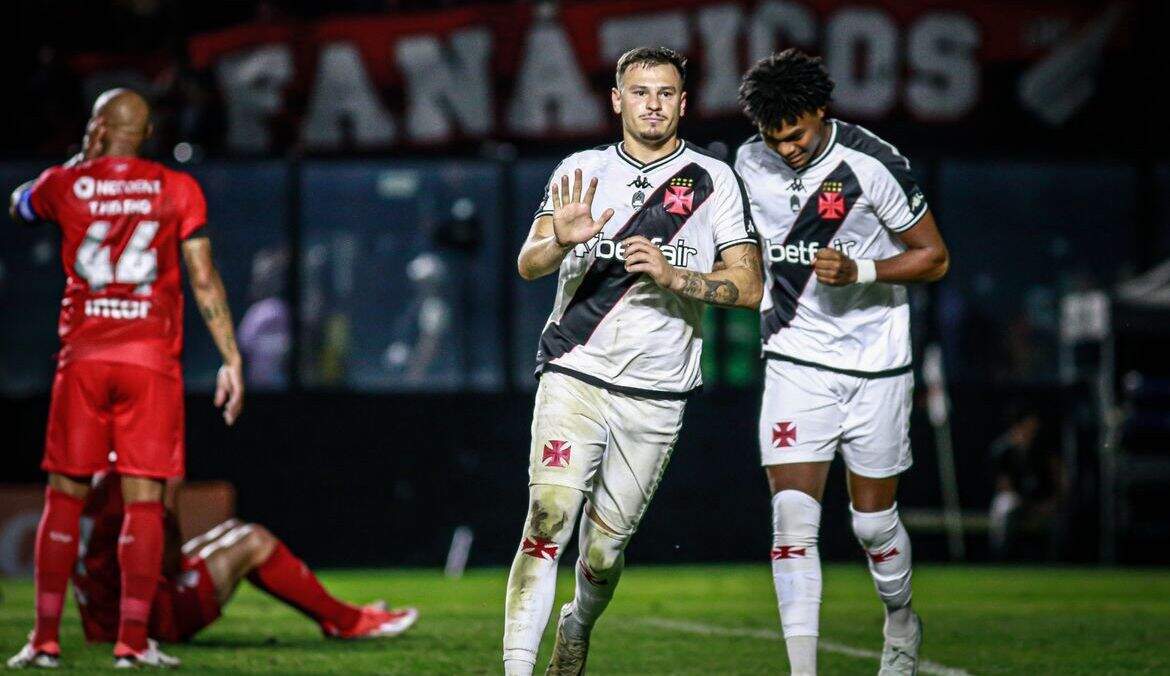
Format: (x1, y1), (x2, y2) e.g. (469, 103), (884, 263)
(738, 49), (834, 129)
(615, 46), (688, 88)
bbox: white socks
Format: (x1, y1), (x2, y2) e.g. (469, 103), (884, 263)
(850, 503), (915, 638)
(770, 490), (823, 675)
(503, 485), (583, 672)
(785, 636), (818, 676)
(567, 510), (626, 635)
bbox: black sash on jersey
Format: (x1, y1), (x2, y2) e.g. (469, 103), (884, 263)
(537, 161), (714, 369)
(762, 162), (863, 340)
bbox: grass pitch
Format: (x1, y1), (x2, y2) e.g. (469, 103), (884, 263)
(2, 564), (1168, 673)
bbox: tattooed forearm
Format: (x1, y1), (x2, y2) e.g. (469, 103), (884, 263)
(200, 301), (230, 322)
(674, 270), (741, 306)
(198, 294), (240, 364)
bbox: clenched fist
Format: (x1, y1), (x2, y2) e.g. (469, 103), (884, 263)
(813, 247), (858, 286)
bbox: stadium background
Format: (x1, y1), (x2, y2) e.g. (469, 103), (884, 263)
(1, 0), (1166, 580)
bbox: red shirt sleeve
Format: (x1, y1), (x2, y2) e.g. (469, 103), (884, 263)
(174, 171), (208, 239)
(26, 166), (64, 223)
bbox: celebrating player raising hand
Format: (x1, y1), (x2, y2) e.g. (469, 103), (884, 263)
(505, 46), (761, 676)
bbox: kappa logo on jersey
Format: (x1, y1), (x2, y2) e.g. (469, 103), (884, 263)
(542, 440), (571, 468)
(818, 180), (846, 220)
(910, 188), (925, 212)
(627, 175), (652, 189)
(576, 234), (697, 267)
(664, 177), (695, 216)
(771, 546), (807, 560)
(521, 537), (559, 560)
(772, 421), (797, 448)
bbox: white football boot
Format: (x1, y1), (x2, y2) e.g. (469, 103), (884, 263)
(878, 611), (922, 676)
(6, 642), (59, 669)
(112, 639), (180, 669)
(545, 603), (590, 676)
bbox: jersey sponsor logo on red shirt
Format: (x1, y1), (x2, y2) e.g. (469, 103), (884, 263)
(72, 176), (161, 200)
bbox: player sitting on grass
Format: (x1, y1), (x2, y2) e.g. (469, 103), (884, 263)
(9, 473), (417, 669)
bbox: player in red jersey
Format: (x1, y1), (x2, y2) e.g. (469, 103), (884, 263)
(7, 89), (244, 669)
(69, 473), (418, 650)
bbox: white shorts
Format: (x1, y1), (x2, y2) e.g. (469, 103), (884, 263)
(758, 358), (913, 478)
(529, 372), (686, 536)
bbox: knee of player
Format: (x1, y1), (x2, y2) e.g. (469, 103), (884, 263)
(525, 485), (580, 542)
(582, 537), (623, 573)
(849, 504), (898, 547)
(241, 524), (279, 566)
(772, 490), (822, 547)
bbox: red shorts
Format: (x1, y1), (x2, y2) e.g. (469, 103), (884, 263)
(150, 555), (222, 643)
(43, 360), (185, 479)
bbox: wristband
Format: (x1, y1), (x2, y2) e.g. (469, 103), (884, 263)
(16, 188), (37, 223)
(854, 259), (877, 284)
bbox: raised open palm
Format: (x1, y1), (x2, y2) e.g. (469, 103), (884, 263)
(551, 168), (615, 246)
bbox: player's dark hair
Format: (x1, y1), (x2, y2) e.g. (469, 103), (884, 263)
(738, 48), (834, 130)
(615, 46), (687, 88)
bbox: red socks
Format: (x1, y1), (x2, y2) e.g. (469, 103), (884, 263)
(32, 488), (85, 652)
(247, 541), (361, 631)
(115, 501), (164, 655)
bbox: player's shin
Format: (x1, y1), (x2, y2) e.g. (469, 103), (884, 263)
(771, 490), (823, 676)
(850, 503), (915, 637)
(116, 501), (165, 656)
(247, 539), (362, 634)
(31, 487), (85, 652)
(567, 511), (625, 636)
(503, 484), (583, 675)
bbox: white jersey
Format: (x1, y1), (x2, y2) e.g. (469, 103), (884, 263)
(735, 120), (928, 376)
(533, 140), (756, 398)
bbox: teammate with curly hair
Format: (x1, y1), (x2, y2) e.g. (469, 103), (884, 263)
(736, 49), (950, 675)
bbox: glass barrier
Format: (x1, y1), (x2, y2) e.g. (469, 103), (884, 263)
(935, 161), (1137, 383)
(182, 162), (290, 392)
(299, 161), (504, 391)
(0, 163), (65, 395)
(510, 160), (559, 390)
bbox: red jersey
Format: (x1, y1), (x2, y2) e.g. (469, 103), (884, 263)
(23, 156), (207, 377)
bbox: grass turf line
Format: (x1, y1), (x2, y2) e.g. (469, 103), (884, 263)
(1, 564), (1168, 673)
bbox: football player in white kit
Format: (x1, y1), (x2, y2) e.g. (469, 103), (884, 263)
(735, 50), (950, 675)
(503, 46), (762, 676)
